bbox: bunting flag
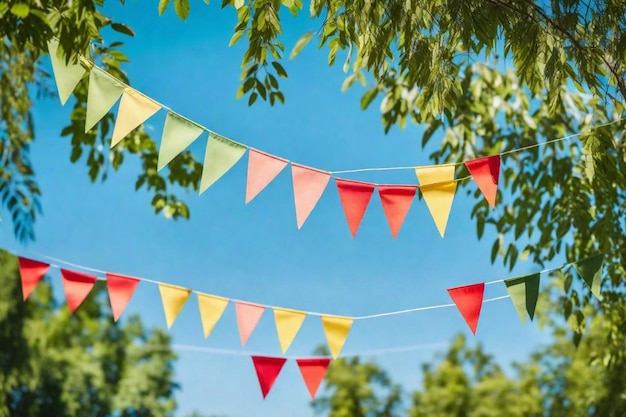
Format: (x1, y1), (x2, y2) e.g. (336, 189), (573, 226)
(18, 258), (50, 301)
(200, 133), (247, 194)
(335, 178), (375, 237)
(85, 67), (125, 133)
(447, 283), (485, 335)
(273, 307), (307, 354)
(465, 156), (501, 208)
(251, 356), (287, 399)
(158, 112), (205, 171)
(158, 284), (192, 329)
(60, 269), (97, 313)
(235, 302), (266, 346)
(296, 358), (331, 399)
(246, 149), (289, 204)
(106, 273), (140, 322)
(504, 273), (540, 324)
(378, 185), (417, 238)
(573, 254), (604, 299)
(111, 88), (161, 147)
(321, 315), (353, 359)
(291, 164), (331, 229)
(48, 40), (86, 106)
(197, 293), (229, 339)
(415, 166), (457, 237)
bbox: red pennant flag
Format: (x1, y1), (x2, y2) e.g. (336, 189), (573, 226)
(235, 302), (266, 346)
(378, 185), (417, 238)
(60, 269), (97, 313)
(251, 356), (287, 399)
(335, 178), (375, 237)
(246, 148), (289, 204)
(291, 163), (331, 229)
(465, 156), (500, 208)
(106, 273), (140, 322)
(447, 283), (485, 335)
(296, 358), (331, 399)
(18, 257), (50, 301)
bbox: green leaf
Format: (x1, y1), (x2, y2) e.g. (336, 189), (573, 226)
(158, 0), (170, 15)
(360, 88), (378, 110)
(173, 0), (190, 20)
(234, 0), (244, 9)
(229, 30), (245, 47)
(10, 3), (30, 18)
(111, 23), (135, 37)
(248, 92), (258, 106)
(290, 32), (314, 60)
(271, 61), (288, 78)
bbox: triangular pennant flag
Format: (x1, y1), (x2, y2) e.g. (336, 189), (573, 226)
(48, 39), (86, 105)
(200, 132), (247, 194)
(106, 273), (140, 322)
(465, 156), (500, 208)
(415, 165), (458, 237)
(246, 149), (288, 203)
(235, 302), (265, 346)
(251, 356), (287, 399)
(158, 112), (205, 171)
(321, 315), (353, 359)
(273, 308), (307, 354)
(378, 185), (417, 238)
(573, 254), (604, 299)
(335, 178), (375, 237)
(158, 284), (192, 329)
(18, 258), (50, 301)
(197, 293), (229, 339)
(504, 273), (540, 324)
(447, 283), (485, 335)
(296, 358), (331, 399)
(85, 67), (126, 133)
(111, 88), (161, 147)
(60, 269), (97, 313)
(291, 164), (331, 229)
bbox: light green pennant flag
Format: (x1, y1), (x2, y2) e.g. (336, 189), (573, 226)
(158, 112), (205, 171)
(504, 273), (540, 324)
(573, 254), (604, 300)
(48, 39), (86, 106)
(85, 67), (125, 133)
(200, 133), (247, 194)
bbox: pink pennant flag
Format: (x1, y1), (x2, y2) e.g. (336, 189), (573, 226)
(18, 257), (50, 301)
(246, 148), (288, 204)
(296, 358), (331, 399)
(235, 302), (265, 346)
(251, 356), (287, 399)
(447, 283), (485, 335)
(335, 178), (375, 237)
(465, 156), (500, 208)
(60, 269), (97, 313)
(378, 185), (417, 238)
(106, 273), (140, 322)
(291, 163), (331, 229)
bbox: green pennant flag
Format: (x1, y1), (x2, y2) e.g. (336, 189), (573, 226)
(48, 40), (86, 106)
(504, 273), (540, 324)
(158, 112), (205, 171)
(85, 67), (125, 133)
(200, 133), (247, 194)
(573, 254), (604, 300)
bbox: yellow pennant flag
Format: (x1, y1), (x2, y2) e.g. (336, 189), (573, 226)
(48, 39), (86, 106)
(158, 284), (191, 329)
(85, 67), (125, 133)
(274, 308), (307, 354)
(197, 293), (229, 339)
(111, 88), (161, 147)
(415, 165), (457, 237)
(321, 315), (354, 359)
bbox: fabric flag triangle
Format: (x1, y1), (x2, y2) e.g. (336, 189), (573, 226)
(573, 254), (604, 300)
(48, 39), (86, 106)
(415, 165), (457, 237)
(111, 88), (161, 147)
(378, 185), (417, 238)
(235, 302), (265, 346)
(251, 356), (287, 399)
(18, 257), (50, 301)
(158, 284), (192, 329)
(60, 269), (97, 313)
(465, 156), (501, 208)
(335, 178), (375, 237)
(197, 293), (229, 339)
(246, 148), (288, 203)
(273, 307), (307, 354)
(85, 67), (125, 133)
(291, 163), (331, 229)
(504, 273), (540, 324)
(106, 273), (140, 322)
(447, 283), (485, 335)
(321, 315), (353, 359)
(158, 112), (205, 171)
(296, 358), (331, 399)
(200, 132), (247, 194)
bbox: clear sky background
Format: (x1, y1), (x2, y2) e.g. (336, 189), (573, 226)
(1, 2), (560, 416)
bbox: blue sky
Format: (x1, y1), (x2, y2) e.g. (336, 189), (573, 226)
(1, 2), (560, 416)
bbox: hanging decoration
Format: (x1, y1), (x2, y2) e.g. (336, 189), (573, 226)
(158, 283), (192, 329)
(235, 302), (266, 347)
(377, 185), (417, 239)
(504, 273), (540, 324)
(60, 269), (97, 313)
(197, 293), (229, 338)
(246, 149), (289, 204)
(106, 273), (140, 322)
(335, 178), (376, 237)
(274, 307), (307, 354)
